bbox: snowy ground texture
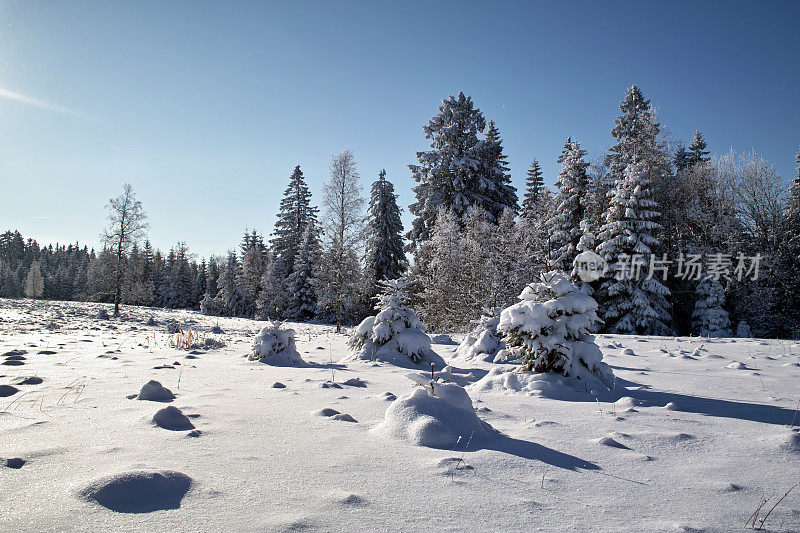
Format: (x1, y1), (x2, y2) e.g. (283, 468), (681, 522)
(1, 298), (799, 532)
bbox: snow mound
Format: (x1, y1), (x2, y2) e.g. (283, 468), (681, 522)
(620, 348), (636, 356)
(79, 470), (193, 513)
(469, 365), (611, 400)
(344, 280), (445, 369)
(454, 308), (504, 363)
(249, 323), (304, 366)
(136, 380), (175, 402)
(429, 334), (456, 345)
(152, 406), (195, 431)
(726, 361), (747, 369)
(596, 435), (631, 449)
(96, 308), (110, 320)
(5, 457), (26, 469)
(374, 379), (497, 448)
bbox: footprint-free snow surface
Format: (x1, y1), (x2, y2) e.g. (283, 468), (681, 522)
(1, 298), (799, 531)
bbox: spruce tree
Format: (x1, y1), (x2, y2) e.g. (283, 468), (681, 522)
(407, 92), (516, 248)
(286, 222), (321, 320)
(270, 166), (318, 277)
(547, 138), (590, 271)
(216, 251), (245, 316)
(596, 160), (673, 335)
(691, 276), (732, 337)
(521, 158), (544, 219)
(365, 170), (407, 294)
(484, 120), (518, 213)
(24, 261), (44, 298)
(687, 130), (710, 167)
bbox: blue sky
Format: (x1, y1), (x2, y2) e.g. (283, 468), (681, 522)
(1, 1), (798, 258)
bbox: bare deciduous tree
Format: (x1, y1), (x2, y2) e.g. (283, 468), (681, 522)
(103, 183), (148, 316)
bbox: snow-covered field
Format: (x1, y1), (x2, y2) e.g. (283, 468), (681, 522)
(1, 298), (799, 532)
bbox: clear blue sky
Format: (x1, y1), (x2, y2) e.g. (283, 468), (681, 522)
(2, 0), (798, 258)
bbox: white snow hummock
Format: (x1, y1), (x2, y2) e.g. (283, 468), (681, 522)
(79, 470), (193, 513)
(497, 271), (613, 388)
(249, 322), (304, 366)
(343, 280), (445, 369)
(374, 374), (497, 448)
(454, 307), (505, 363)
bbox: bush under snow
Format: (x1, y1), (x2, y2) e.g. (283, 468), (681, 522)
(249, 322), (304, 366)
(497, 271), (613, 387)
(374, 373), (497, 448)
(343, 280), (444, 369)
(454, 307), (505, 363)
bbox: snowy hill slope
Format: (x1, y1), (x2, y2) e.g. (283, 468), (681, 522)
(1, 298), (798, 532)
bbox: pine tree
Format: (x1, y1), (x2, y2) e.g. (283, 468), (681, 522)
(483, 120), (518, 213)
(24, 261), (44, 298)
(216, 251), (245, 316)
(691, 276), (732, 337)
(237, 230), (266, 316)
(286, 222), (321, 320)
(497, 271), (612, 385)
(687, 130), (710, 167)
(548, 138), (590, 271)
(364, 170), (407, 294)
(521, 158), (544, 219)
(596, 160), (673, 335)
(270, 166), (318, 277)
(407, 92), (516, 248)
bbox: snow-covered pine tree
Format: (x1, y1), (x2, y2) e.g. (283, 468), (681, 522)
(364, 170), (407, 295)
(483, 119), (518, 214)
(521, 158), (544, 220)
(237, 230), (267, 316)
(687, 130), (710, 168)
(596, 160), (673, 335)
(270, 166), (318, 278)
(691, 276), (732, 337)
(216, 251), (245, 316)
(255, 255), (287, 319)
(345, 278), (443, 368)
(285, 222), (321, 320)
(547, 138), (591, 271)
(497, 271), (613, 385)
(407, 93), (516, 248)
(24, 261), (44, 298)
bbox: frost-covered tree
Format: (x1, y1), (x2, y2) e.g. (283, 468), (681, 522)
(345, 279), (442, 368)
(364, 170), (407, 295)
(24, 261), (44, 298)
(497, 271), (613, 385)
(270, 166), (318, 277)
(483, 119), (518, 213)
(319, 149), (366, 331)
(407, 92), (516, 248)
(691, 276), (732, 337)
(521, 158), (544, 219)
(596, 161), (673, 335)
(410, 209), (470, 332)
(102, 184), (148, 316)
(238, 230), (267, 316)
(215, 251), (245, 317)
(255, 256), (288, 320)
(687, 130), (710, 168)
(455, 307), (504, 363)
(548, 138), (591, 271)
(285, 222), (320, 320)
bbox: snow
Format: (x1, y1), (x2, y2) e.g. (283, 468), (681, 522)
(374, 376), (498, 449)
(1, 298), (800, 531)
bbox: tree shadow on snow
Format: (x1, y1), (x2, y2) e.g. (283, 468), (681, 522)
(615, 377), (796, 426)
(462, 434), (600, 472)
